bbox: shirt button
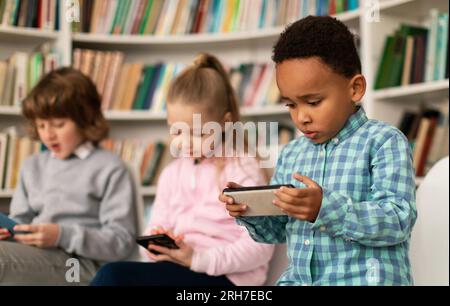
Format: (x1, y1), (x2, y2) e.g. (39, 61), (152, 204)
(319, 151), (325, 157)
(333, 138), (339, 144)
(320, 226), (326, 232)
(304, 239), (311, 246)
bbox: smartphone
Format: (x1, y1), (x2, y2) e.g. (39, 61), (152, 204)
(136, 234), (179, 255)
(223, 184), (295, 217)
(0, 212), (31, 235)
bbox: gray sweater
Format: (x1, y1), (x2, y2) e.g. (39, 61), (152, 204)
(9, 147), (136, 262)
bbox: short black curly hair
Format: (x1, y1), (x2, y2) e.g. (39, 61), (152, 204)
(272, 15), (361, 78)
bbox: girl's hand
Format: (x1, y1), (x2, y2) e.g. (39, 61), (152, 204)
(147, 232), (194, 268)
(0, 228), (11, 240)
(13, 224), (60, 248)
(273, 173), (323, 222)
(150, 226), (170, 235)
(219, 182), (248, 217)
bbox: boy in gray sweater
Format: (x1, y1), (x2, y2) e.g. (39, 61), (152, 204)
(0, 68), (136, 285)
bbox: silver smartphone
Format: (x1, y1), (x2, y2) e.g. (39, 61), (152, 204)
(223, 184), (295, 217)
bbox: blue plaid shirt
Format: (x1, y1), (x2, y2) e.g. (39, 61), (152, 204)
(238, 107), (417, 286)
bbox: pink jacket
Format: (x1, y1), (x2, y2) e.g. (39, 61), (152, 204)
(142, 157), (275, 286)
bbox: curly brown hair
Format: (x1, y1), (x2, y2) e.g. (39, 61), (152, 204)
(272, 15), (361, 78)
(22, 67), (109, 145)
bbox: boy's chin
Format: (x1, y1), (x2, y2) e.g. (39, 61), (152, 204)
(308, 135), (330, 144)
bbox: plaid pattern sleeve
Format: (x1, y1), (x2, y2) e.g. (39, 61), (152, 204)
(250, 107), (417, 286)
(312, 130), (417, 247)
(236, 148), (289, 244)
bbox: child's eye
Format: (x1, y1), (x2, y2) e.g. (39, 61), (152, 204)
(285, 103), (296, 109)
(308, 100), (322, 106)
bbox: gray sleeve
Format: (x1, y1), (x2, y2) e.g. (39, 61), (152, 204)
(56, 163), (137, 261)
(9, 167), (36, 224)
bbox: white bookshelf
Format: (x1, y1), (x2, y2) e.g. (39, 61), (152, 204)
(0, 190), (14, 199)
(373, 79), (449, 102)
(0, 105), (290, 120)
(0, 105), (21, 115)
(141, 186), (157, 197)
(1, 0), (449, 205)
(0, 25), (59, 41)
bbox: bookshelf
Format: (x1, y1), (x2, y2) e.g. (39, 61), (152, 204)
(372, 79), (449, 102)
(0, 25), (59, 41)
(1, 0), (449, 207)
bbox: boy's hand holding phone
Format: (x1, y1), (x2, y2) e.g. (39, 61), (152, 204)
(145, 227), (194, 268)
(13, 224), (60, 248)
(272, 173), (323, 222)
(220, 173), (323, 222)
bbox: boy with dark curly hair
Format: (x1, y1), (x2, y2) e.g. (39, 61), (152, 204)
(220, 16), (417, 286)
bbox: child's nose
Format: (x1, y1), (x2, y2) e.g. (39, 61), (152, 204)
(43, 127), (56, 140)
(297, 111), (312, 124)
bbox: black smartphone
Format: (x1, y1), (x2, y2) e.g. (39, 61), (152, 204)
(136, 234), (179, 255)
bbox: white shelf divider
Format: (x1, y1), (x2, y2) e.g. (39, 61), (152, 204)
(141, 186), (157, 197)
(373, 79), (449, 101)
(0, 105), (21, 115)
(0, 105), (289, 120)
(0, 186), (157, 198)
(0, 26), (59, 40)
(0, 190), (14, 198)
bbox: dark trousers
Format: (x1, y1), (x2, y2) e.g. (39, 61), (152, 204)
(90, 261), (235, 286)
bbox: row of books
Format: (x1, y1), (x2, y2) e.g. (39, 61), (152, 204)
(71, 0), (359, 36)
(72, 48), (281, 112)
(375, 9), (449, 89)
(0, 129), (42, 190)
(230, 63), (280, 108)
(73, 48), (184, 112)
(398, 100), (449, 177)
(0, 45), (60, 107)
(0, 0), (58, 30)
(101, 139), (172, 187)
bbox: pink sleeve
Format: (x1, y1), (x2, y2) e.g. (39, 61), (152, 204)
(140, 165), (175, 260)
(190, 229), (275, 276)
(191, 157), (275, 275)
(220, 157), (268, 188)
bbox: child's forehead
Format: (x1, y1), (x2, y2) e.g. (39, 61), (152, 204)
(276, 58), (342, 94)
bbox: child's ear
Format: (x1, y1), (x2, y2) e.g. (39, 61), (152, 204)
(349, 74), (366, 103)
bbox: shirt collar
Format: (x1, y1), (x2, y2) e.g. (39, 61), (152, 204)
(328, 106), (368, 145)
(73, 141), (95, 159)
(50, 141), (95, 160)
